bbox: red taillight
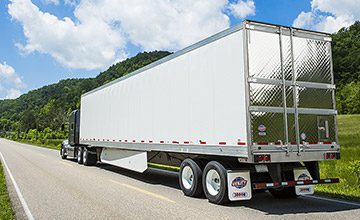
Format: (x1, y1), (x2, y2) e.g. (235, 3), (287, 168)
(325, 153), (329, 159)
(324, 152), (339, 160)
(265, 155), (270, 161)
(255, 154), (271, 162)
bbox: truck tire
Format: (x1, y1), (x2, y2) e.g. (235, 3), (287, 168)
(77, 147), (83, 164)
(179, 159), (203, 197)
(269, 187), (297, 199)
(202, 161), (229, 204)
(60, 146), (67, 159)
(83, 147), (97, 166)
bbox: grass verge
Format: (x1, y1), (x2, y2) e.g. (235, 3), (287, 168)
(10, 138), (62, 150)
(0, 161), (15, 219)
(315, 114), (360, 202)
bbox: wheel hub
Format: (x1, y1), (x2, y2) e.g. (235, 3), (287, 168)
(181, 166), (194, 190)
(206, 169), (221, 196)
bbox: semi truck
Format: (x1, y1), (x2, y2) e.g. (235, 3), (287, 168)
(60, 20), (340, 204)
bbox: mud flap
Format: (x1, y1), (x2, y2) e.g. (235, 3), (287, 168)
(227, 170), (252, 201)
(293, 168), (315, 195)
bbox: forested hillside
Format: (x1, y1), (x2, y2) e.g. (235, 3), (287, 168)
(333, 21), (360, 114)
(0, 21), (359, 140)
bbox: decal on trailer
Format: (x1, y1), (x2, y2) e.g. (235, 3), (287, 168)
(258, 124), (266, 136)
(293, 168), (315, 195)
(227, 171), (252, 201)
(301, 132), (307, 140)
(231, 177), (248, 189)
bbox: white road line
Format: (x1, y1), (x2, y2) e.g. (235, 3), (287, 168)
(304, 195), (360, 207)
(0, 151), (35, 220)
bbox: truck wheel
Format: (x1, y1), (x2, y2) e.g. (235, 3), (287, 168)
(269, 187), (297, 199)
(202, 161), (229, 204)
(83, 147), (97, 166)
(179, 159), (203, 197)
(60, 146), (67, 159)
(77, 147), (83, 164)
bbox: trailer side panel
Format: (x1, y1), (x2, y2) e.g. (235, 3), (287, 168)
(80, 29), (248, 157)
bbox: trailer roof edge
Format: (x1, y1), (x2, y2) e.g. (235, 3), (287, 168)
(244, 19), (332, 36)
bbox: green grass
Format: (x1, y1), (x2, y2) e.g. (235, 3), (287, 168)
(12, 138), (62, 150)
(0, 162), (15, 220)
(315, 114), (360, 202)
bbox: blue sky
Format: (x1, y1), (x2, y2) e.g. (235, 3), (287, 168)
(0, 0), (357, 99)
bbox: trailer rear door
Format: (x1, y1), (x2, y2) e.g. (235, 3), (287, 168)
(244, 21), (337, 154)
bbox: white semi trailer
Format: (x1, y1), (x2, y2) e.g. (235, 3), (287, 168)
(60, 20), (340, 204)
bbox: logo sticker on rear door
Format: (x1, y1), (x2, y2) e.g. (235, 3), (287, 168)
(301, 132), (307, 140)
(258, 124), (266, 136)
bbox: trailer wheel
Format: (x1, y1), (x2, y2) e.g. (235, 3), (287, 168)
(77, 147), (83, 164)
(202, 161), (229, 204)
(179, 159), (203, 197)
(60, 145), (67, 159)
(269, 187), (297, 199)
(83, 147), (97, 166)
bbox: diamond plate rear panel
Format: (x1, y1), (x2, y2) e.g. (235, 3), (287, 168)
(298, 87), (333, 109)
(251, 112), (285, 143)
(249, 84), (293, 107)
(248, 31), (282, 80)
(246, 23), (337, 148)
(293, 37), (332, 83)
(298, 114), (335, 142)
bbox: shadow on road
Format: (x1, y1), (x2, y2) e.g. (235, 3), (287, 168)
(98, 163), (360, 215)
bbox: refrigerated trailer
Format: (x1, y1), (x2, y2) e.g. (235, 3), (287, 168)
(60, 20), (340, 204)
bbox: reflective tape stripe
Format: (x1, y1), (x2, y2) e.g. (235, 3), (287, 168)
(253, 178), (339, 189)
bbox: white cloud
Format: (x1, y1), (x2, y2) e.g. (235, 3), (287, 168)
(43, 0), (59, 5)
(8, 0), (256, 71)
(293, 0), (359, 33)
(229, 0), (255, 19)
(8, 0), (127, 70)
(64, 0), (79, 7)
(5, 89), (22, 99)
(0, 62), (26, 99)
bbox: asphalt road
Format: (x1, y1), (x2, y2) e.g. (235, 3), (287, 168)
(0, 138), (359, 220)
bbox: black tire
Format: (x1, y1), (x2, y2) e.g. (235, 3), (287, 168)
(179, 159), (203, 197)
(60, 146), (67, 159)
(77, 147), (83, 164)
(83, 147), (97, 166)
(269, 187), (297, 199)
(202, 161), (229, 204)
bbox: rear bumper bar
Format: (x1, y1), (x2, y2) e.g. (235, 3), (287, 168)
(253, 178), (339, 189)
